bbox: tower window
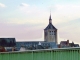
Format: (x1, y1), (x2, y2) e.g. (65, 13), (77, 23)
(49, 31), (51, 35)
(49, 31), (54, 35)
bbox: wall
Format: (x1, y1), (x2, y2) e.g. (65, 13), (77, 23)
(44, 29), (57, 43)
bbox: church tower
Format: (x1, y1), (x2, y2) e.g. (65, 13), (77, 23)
(44, 14), (57, 43)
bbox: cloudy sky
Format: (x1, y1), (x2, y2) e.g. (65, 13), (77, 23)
(0, 0), (80, 44)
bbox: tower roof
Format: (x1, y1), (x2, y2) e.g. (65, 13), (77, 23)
(44, 14), (57, 30)
(49, 14), (52, 20)
(49, 13), (52, 24)
(44, 23), (57, 30)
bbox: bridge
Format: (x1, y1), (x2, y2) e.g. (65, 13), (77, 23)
(0, 47), (80, 60)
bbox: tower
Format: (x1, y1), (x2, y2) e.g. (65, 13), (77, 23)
(44, 14), (57, 43)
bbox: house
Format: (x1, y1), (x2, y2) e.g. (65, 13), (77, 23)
(59, 40), (79, 48)
(59, 40), (69, 48)
(0, 38), (16, 52)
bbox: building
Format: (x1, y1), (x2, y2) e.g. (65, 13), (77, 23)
(16, 41), (57, 50)
(59, 40), (69, 48)
(0, 38), (16, 52)
(15, 14), (58, 50)
(0, 38), (16, 47)
(59, 40), (79, 48)
(69, 42), (79, 47)
(0, 14), (58, 51)
(44, 14), (57, 43)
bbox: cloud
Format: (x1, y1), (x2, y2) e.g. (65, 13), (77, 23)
(20, 3), (29, 7)
(0, 3), (6, 8)
(18, 3), (48, 15)
(18, 3), (32, 13)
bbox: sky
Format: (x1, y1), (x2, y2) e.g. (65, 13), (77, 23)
(0, 0), (80, 44)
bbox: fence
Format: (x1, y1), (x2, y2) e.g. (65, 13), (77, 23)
(0, 47), (80, 60)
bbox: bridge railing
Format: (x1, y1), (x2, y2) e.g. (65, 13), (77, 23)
(0, 47), (80, 60)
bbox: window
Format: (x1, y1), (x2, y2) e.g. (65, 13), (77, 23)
(49, 31), (54, 35)
(49, 31), (51, 35)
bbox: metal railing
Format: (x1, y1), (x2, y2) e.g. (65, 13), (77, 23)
(0, 47), (80, 60)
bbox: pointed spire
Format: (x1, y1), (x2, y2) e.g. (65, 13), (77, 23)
(49, 14), (52, 20)
(49, 11), (52, 24)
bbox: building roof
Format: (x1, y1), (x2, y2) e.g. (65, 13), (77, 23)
(16, 41), (57, 50)
(44, 14), (57, 30)
(60, 40), (69, 43)
(44, 23), (57, 30)
(69, 43), (79, 47)
(0, 38), (16, 47)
